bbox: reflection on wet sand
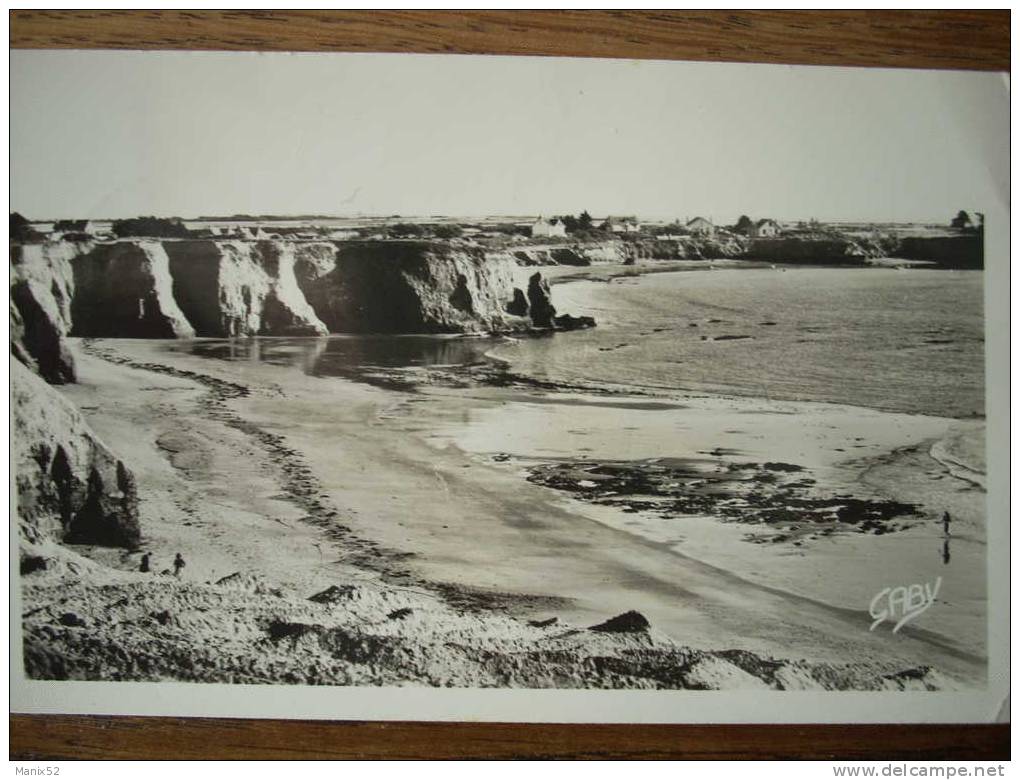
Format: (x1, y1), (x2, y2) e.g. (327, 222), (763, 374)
(180, 335), (506, 386)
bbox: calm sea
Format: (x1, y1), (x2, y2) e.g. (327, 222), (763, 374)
(180, 266), (985, 419)
(493, 266), (986, 419)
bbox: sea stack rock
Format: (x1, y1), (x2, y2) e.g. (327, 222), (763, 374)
(527, 272), (556, 328)
(505, 287), (530, 317)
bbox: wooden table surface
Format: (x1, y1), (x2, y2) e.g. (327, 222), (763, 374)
(9, 9), (1009, 761)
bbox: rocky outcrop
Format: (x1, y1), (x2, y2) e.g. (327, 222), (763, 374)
(10, 242), (79, 383)
(70, 241), (196, 338)
(11, 240), (144, 550)
(294, 240), (532, 334)
(496, 236), (749, 267)
(526, 272), (595, 331)
(12, 359), (140, 548)
(526, 272), (557, 328)
(894, 235), (983, 269)
(64, 239), (331, 338)
(504, 242), (628, 267)
(163, 240), (329, 337)
(744, 236), (881, 264)
(16, 238), (588, 339)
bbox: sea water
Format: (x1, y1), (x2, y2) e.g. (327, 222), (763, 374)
(181, 266), (985, 420)
(494, 266), (985, 419)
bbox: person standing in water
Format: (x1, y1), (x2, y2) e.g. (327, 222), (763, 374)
(173, 553), (185, 578)
(942, 511), (952, 537)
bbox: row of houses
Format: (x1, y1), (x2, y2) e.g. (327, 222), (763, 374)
(530, 215), (784, 239)
(688, 217), (783, 238)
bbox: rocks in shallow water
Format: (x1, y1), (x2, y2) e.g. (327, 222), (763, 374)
(762, 462), (804, 473)
(553, 313), (597, 331)
(528, 458), (920, 542)
(526, 272), (596, 331)
(387, 607), (413, 620)
(589, 610), (650, 633)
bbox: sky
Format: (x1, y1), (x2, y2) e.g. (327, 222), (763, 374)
(10, 51), (1008, 223)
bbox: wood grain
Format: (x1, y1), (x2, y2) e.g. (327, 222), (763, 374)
(8, 9), (1010, 762)
(10, 10), (1009, 71)
(8, 717), (1010, 761)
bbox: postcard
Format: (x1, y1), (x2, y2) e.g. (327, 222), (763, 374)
(9, 50), (1008, 722)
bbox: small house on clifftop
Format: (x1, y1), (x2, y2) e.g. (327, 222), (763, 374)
(531, 217), (567, 239)
(686, 217), (715, 237)
(748, 218), (782, 238)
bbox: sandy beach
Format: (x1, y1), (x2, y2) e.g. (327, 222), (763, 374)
(19, 323), (985, 688)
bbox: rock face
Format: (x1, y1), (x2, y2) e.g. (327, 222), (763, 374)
(526, 272), (557, 328)
(895, 235), (983, 269)
(11, 239), (144, 550)
(294, 240), (532, 334)
(10, 242), (79, 383)
(505, 242), (625, 267)
(16, 238), (588, 338)
(498, 237), (749, 267)
(744, 236), (879, 264)
(12, 359), (140, 548)
(70, 241), (196, 338)
(505, 287), (530, 317)
(524, 271), (595, 331)
(163, 240), (329, 337)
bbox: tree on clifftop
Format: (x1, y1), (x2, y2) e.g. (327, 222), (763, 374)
(433, 224), (463, 239)
(734, 215), (753, 233)
(951, 210), (973, 230)
(112, 216), (191, 239)
(555, 211), (595, 235)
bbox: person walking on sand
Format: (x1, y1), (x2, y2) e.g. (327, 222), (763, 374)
(139, 553), (151, 573)
(173, 552), (185, 578)
(942, 511), (952, 537)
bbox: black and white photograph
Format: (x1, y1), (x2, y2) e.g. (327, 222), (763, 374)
(9, 51), (1008, 722)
